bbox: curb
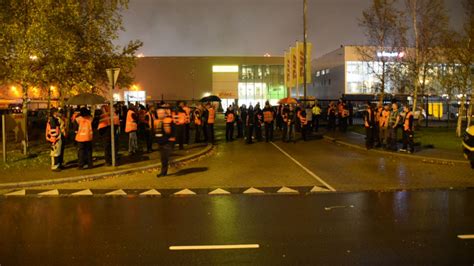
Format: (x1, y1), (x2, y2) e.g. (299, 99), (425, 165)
(0, 144), (214, 190)
(323, 135), (469, 165)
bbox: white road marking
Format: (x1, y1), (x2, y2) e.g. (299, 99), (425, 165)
(38, 189), (59, 196)
(310, 186), (331, 192)
(71, 189), (93, 196)
(209, 188), (231, 195)
(457, 234), (474, 239)
(169, 244), (259, 251)
(174, 188), (196, 195)
(277, 186), (299, 194)
(105, 189), (127, 196)
(5, 189), (26, 196)
(270, 142), (336, 191)
(324, 205), (354, 211)
(243, 187), (265, 194)
(140, 189), (161, 196)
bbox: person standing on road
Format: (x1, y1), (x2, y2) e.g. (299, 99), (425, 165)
(75, 107), (93, 169)
(235, 104), (243, 139)
(340, 101), (349, 133)
(182, 102), (191, 145)
(286, 105), (297, 143)
(193, 104), (203, 143)
(299, 109), (309, 141)
(205, 103), (216, 144)
(225, 106), (235, 141)
(46, 108), (62, 171)
(246, 105), (255, 144)
(312, 103), (321, 132)
(240, 104), (247, 138)
(98, 105), (113, 165)
(173, 102), (186, 150)
(57, 109), (67, 168)
(145, 105), (156, 153)
(364, 102), (376, 149)
(154, 104), (175, 177)
(254, 103), (263, 142)
(388, 103), (401, 151)
(327, 102), (337, 132)
(400, 105), (414, 153)
(263, 102), (275, 142)
(378, 104), (391, 149)
(125, 104), (138, 155)
(374, 102), (383, 147)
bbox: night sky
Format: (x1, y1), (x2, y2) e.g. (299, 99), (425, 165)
(117, 0), (465, 58)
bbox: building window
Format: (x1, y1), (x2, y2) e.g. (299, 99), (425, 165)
(316, 71), (320, 77)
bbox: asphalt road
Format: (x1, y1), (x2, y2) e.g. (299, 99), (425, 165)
(32, 131), (474, 191)
(1, 190), (473, 265)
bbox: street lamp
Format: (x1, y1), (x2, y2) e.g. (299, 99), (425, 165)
(106, 68), (120, 167)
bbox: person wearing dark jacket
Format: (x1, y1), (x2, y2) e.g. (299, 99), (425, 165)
(246, 105), (255, 144)
(224, 106), (235, 141)
(254, 103), (263, 141)
(363, 102), (376, 149)
(262, 102), (275, 142)
(400, 105), (414, 153)
(240, 105), (247, 138)
(154, 104), (175, 177)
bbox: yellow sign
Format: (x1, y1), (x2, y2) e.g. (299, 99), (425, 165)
(296, 42), (312, 84)
(290, 47), (297, 88)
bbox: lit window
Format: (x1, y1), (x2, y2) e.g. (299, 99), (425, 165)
(213, 65), (239, 73)
(316, 71), (320, 77)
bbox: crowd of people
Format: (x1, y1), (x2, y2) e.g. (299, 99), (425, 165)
(44, 97), (415, 175)
(364, 101), (414, 153)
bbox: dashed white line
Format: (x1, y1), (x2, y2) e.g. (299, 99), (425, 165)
(169, 244), (259, 251)
(270, 142), (336, 191)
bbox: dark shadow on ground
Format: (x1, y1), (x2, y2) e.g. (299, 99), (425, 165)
(171, 167), (209, 176)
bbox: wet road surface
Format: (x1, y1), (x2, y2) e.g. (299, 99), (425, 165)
(1, 190), (473, 265)
(33, 136), (474, 192)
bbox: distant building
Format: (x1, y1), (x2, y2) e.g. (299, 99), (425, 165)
(312, 45), (417, 100)
(114, 56), (285, 109)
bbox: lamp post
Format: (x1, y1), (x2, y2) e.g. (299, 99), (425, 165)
(303, 0), (308, 101)
(106, 68), (120, 167)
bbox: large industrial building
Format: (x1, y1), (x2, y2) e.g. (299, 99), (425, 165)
(113, 56), (286, 109)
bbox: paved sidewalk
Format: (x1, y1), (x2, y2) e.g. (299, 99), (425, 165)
(323, 130), (467, 163)
(0, 143), (211, 188)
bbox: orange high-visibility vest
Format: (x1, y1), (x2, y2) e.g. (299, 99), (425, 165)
(45, 119), (60, 143)
(98, 112), (110, 129)
(156, 108), (166, 120)
(226, 113), (235, 123)
(207, 108), (215, 124)
(183, 106), (191, 124)
(113, 114), (120, 126)
(154, 117), (174, 139)
(125, 110), (137, 133)
(263, 111), (274, 123)
(194, 110), (202, 126)
(75, 116), (93, 142)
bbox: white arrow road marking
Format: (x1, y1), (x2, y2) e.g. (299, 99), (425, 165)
(310, 186), (331, 193)
(277, 186), (299, 194)
(457, 235), (474, 239)
(169, 244), (259, 251)
(243, 187), (264, 194)
(106, 189), (127, 196)
(209, 188), (231, 195)
(324, 205), (354, 211)
(140, 189), (161, 196)
(71, 189), (93, 196)
(270, 142), (336, 191)
(38, 189), (59, 196)
(174, 188), (196, 195)
(5, 190), (26, 196)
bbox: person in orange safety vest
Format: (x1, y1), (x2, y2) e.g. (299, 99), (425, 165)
(75, 107), (93, 169)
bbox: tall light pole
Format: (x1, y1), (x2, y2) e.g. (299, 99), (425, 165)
(303, 0), (308, 101)
(106, 68), (120, 167)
